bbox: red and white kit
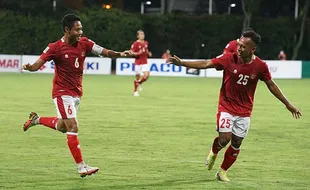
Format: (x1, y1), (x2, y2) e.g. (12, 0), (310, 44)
(211, 53), (272, 138)
(40, 37), (102, 119)
(130, 40), (150, 74)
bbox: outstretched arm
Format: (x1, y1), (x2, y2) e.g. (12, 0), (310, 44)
(22, 58), (46, 72)
(101, 48), (131, 58)
(264, 79), (302, 119)
(166, 55), (216, 69)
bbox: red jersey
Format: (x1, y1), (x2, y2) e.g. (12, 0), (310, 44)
(40, 37), (95, 98)
(130, 40), (149, 65)
(223, 39), (238, 54)
(211, 53), (272, 117)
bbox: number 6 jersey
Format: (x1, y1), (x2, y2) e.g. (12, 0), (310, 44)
(211, 53), (272, 117)
(40, 37), (95, 98)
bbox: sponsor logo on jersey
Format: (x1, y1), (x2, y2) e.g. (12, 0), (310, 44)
(233, 69), (237, 74)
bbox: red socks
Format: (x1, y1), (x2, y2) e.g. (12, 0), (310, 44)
(221, 145), (240, 171)
(39, 117), (58, 130)
(139, 76), (148, 84)
(67, 132), (83, 164)
(134, 80), (139, 92)
(133, 77), (148, 92)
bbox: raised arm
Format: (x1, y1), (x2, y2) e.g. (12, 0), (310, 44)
(22, 58), (46, 72)
(264, 79), (302, 119)
(166, 55), (216, 69)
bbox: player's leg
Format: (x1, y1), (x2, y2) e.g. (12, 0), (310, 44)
(138, 64), (150, 87)
(58, 96), (99, 177)
(217, 115), (250, 182)
(23, 111), (66, 133)
(206, 112), (233, 170)
(133, 65), (142, 96)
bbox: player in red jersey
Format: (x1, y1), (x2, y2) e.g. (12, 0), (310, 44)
(167, 30), (302, 182)
(22, 14), (131, 178)
(130, 30), (152, 96)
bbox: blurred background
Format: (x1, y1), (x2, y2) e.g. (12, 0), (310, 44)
(0, 0), (309, 60)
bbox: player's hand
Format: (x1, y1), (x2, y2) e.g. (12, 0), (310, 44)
(22, 63), (32, 70)
(120, 50), (132, 57)
(286, 104), (302, 119)
(166, 55), (182, 66)
(148, 51), (152, 57)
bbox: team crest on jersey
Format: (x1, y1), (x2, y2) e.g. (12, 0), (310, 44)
(250, 73), (256, 79)
(65, 54), (68, 58)
(81, 51), (85, 57)
(233, 69), (238, 74)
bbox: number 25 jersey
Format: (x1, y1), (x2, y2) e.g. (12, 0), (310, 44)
(211, 53), (272, 117)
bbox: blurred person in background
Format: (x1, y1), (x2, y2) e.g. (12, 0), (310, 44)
(162, 49), (172, 59)
(130, 30), (152, 97)
(223, 28), (254, 54)
(22, 13), (131, 178)
(167, 30), (301, 182)
(278, 50), (287, 60)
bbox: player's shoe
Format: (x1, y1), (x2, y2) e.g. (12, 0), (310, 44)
(206, 150), (217, 170)
(216, 168), (230, 182)
(23, 112), (39, 131)
(133, 91), (139, 97)
(78, 164), (99, 178)
(138, 84), (143, 91)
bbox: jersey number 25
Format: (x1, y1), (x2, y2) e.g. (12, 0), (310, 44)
(237, 74), (249, 85)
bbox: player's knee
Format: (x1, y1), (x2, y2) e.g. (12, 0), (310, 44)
(67, 124), (78, 133)
(64, 119), (78, 133)
(218, 136), (230, 147)
(58, 128), (67, 133)
(231, 138), (243, 149)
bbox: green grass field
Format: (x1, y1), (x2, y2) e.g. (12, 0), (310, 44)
(0, 73), (309, 190)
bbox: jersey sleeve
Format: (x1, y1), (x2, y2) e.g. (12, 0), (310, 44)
(86, 38), (95, 54)
(130, 42), (138, 52)
(211, 53), (230, 71)
(40, 43), (56, 62)
(259, 61), (272, 81)
(223, 40), (237, 54)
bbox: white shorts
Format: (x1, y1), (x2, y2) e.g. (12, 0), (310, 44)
(53, 95), (80, 119)
(135, 64), (149, 74)
(216, 112), (251, 138)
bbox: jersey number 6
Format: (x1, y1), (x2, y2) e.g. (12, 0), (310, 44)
(74, 58), (79, 68)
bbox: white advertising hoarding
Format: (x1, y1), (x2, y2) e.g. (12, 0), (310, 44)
(21, 55), (111, 75)
(205, 60), (302, 79)
(0, 54), (21, 72)
(266, 61), (302, 79)
(116, 58), (206, 77)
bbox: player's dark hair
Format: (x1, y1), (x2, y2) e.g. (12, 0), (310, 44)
(242, 30), (261, 47)
(242, 28), (254, 34)
(62, 14), (81, 32)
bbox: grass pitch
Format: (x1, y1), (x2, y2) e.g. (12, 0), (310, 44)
(0, 73), (309, 190)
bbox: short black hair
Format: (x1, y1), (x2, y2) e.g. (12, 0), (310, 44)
(242, 28), (254, 33)
(62, 14), (81, 32)
(242, 30), (261, 47)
